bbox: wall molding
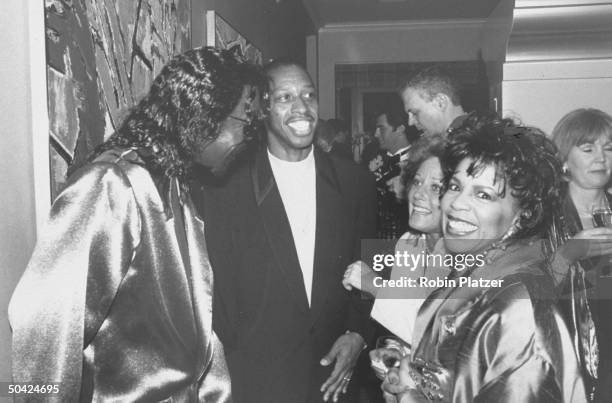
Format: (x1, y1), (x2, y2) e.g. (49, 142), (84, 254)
(320, 18), (486, 33)
(504, 58), (612, 80)
(516, 0), (612, 8)
(507, 1), (612, 62)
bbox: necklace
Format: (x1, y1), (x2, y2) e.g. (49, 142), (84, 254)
(578, 199), (609, 217)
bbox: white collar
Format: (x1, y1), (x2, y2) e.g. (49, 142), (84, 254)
(392, 145), (411, 157)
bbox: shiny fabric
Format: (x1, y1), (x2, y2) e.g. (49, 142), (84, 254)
(408, 240), (586, 403)
(9, 149), (231, 402)
(555, 190), (612, 401)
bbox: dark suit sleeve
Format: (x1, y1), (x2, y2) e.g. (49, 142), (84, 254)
(354, 171), (378, 253)
(196, 181), (240, 352)
(346, 169), (378, 344)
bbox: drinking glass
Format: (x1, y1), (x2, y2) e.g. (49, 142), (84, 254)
(592, 207), (612, 228)
(370, 335), (411, 379)
(592, 206), (612, 275)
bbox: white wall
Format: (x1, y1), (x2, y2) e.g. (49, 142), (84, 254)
(501, 0), (612, 134)
(306, 35), (318, 87)
(503, 60), (612, 134)
(0, 1), (41, 392)
(316, 20), (485, 117)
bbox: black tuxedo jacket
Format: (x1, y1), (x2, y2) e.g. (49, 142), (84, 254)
(197, 147), (376, 403)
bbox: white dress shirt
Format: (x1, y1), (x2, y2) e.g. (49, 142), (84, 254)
(268, 147), (317, 306)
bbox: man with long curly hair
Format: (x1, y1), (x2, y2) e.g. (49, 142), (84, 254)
(9, 47), (261, 402)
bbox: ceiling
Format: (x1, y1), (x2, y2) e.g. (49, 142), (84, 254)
(302, 0), (503, 28)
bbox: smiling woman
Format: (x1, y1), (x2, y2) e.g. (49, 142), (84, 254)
(442, 158), (521, 254)
(381, 114), (587, 403)
(551, 108), (612, 402)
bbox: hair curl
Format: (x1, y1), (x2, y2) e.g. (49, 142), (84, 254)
(93, 47), (263, 182)
(443, 114), (563, 243)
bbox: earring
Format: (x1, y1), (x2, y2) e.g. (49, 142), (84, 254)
(497, 215), (523, 247)
(562, 164), (570, 178)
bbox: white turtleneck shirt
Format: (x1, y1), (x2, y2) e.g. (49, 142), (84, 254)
(267, 147), (317, 306)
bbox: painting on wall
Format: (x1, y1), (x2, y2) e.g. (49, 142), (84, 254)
(45, 0), (191, 200)
(205, 10), (263, 65)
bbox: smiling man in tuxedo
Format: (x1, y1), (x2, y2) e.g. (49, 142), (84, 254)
(200, 60), (376, 402)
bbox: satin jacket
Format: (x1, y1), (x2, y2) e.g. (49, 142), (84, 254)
(9, 149), (231, 402)
(407, 240), (586, 403)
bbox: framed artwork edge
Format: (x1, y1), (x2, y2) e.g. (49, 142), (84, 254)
(204, 10), (263, 65)
(28, 0), (51, 236)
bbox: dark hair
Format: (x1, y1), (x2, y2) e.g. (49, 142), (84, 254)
(552, 108), (612, 162)
(327, 118), (348, 135)
(261, 59), (313, 112)
(402, 135), (446, 190)
(263, 58), (309, 77)
(314, 119), (334, 152)
(94, 47), (262, 181)
(443, 114), (563, 242)
(377, 94), (408, 131)
(403, 65), (462, 107)
(361, 140), (384, 166)
(316, 118), (350, 152)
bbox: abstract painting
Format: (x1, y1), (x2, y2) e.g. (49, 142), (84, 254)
(205, 10), (263, 65)
(45, 0), (191, 199)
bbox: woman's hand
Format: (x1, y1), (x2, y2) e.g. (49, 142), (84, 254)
(369, 347), (404, 381)
(342, 260), (378, 297)
(381, 357), (423, 403)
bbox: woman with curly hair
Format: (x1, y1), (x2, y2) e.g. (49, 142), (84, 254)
(9, 47), (262, 402)
(381, 114), (586, 403)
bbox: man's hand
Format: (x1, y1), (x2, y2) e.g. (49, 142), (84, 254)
(320, 332), (365, 402)
(386, 176), (406, 202)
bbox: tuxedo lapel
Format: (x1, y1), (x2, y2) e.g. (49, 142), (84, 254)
(310, 150), (342, 323)
(251, 150), (310, 314)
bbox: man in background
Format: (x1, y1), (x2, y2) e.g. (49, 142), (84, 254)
(401, 65), (467, 138)
(373, 98), (418, 239)
(201, 60), (376, 403)
(315, 118), (353, 160)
